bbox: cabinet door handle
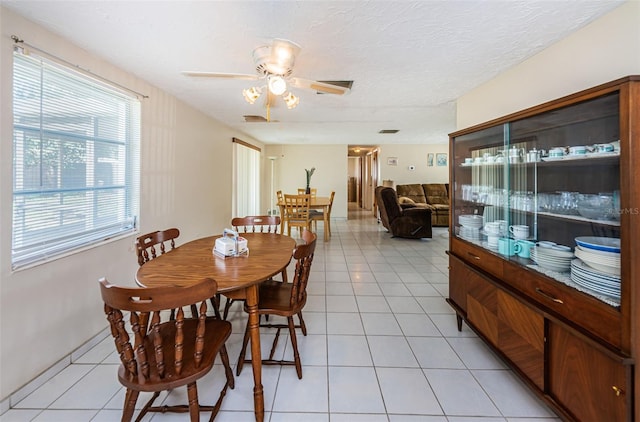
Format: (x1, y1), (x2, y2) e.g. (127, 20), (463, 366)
(467, 252), (481, 261)
(612, 386), (624, 397)
(535, 288), (564, 304)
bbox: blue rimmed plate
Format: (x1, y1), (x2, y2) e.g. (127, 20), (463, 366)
(574, 236), (620, 253)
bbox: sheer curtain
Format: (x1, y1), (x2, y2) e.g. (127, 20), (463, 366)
(233, 139), (260, 217)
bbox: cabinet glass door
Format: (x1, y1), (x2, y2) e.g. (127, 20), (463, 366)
(452, 92), (621, 308)
(452, 124), (507, 245)
(509, 93), (621, 307)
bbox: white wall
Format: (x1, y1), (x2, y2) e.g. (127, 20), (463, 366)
(457, 1), (640, 129)
(378, 144), (449, 186)
(264, 145), (348, 218)
(0, 7), (260, 401)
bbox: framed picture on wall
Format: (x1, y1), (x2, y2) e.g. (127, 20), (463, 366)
(427, 153), (434, 167)
(387, 157), (398, 166)
(436, 153), (448, 166)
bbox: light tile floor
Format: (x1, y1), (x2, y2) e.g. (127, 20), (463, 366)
(2, 212), (561, 422)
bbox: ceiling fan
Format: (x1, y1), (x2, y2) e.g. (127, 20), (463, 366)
(182, 38), (350, 116)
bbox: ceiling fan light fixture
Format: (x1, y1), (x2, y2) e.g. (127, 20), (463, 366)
(282, 91), (299, 109)
(268, 39), (299, 75)
(242, 86), (262, 104)
(268, 75), (287, 96)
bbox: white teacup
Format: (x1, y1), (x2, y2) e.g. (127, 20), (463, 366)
(569, 145), (587, 155)
(484, 155), (495, 163)
(484, 222), (501, 235)
(474, 157), (483, 164)
(509, 224), (529, 239)
(596, 143), (614, 153)
(464, 157), (473, 164)
(494, 220), (508, 236)
(549, 147), (565, 157)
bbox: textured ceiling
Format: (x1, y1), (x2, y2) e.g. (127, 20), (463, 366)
(2, 1), (624, 145)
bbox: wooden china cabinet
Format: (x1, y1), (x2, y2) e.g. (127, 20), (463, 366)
(447, 76), (639, 421)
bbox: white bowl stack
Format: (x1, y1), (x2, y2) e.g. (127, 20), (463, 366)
(458, 214), (483, 241)
(571, 236), (621, 300)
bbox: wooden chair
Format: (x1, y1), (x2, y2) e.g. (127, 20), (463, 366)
(232, 215), (281, 233)
(99, 277), (234, 422)
(135, 228), (180, 266)
(297, 188), (317, 198)
(219, 216), (287, 319)
(136, 228), (221, 320)
(311, 190), (335, 237)
(236, 230), (317, 379)
(282, 194), (312, 237)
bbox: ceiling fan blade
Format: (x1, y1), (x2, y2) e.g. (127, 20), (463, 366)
(289, 77), (351, 95)
(243, 115), (268, 122)
(182, 71), (260, 81)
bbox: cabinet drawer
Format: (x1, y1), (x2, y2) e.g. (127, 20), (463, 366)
(450, 238), (504, 278)
(503, 263), (623, 349)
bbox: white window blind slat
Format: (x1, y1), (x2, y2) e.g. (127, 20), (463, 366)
(12, 51), (140, 269)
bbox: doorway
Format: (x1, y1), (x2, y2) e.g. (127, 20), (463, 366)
(347, 145), (378, 219)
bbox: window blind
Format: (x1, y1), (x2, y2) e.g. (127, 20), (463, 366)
(12, 50), (140, 269)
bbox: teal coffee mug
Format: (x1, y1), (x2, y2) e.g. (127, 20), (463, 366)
(515, 240), (536, 258)
(498, 238), (518, 256)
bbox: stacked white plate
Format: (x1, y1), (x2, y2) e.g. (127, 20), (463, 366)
(531, 245), (574, 273)
(458, 215), (483, 241)
(571, 259), (620, 300)
(459, 214), (483, 228)
(574, 246), (621, 276)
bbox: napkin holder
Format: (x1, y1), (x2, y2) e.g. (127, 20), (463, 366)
(214, 229), (248, 258)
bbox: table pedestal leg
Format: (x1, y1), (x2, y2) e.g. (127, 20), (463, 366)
(246, 285), (264, 421)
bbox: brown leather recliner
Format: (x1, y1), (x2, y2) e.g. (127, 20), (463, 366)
(375, 186), (432, 239)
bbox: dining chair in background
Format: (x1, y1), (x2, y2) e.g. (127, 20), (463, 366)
(282, 193), (312, 237)
(232, 215), (281, 234)
(99, 277), (234, 422)
(236, 229), (317, 379)
(220, 215), (288, 319)
(311, 190), (335, 238)
(297, 188), (317, 198)
(135, 228), (180, 266)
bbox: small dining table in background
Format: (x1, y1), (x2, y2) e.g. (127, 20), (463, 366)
(278, 195), (332, 241)
(135, 232), (296, 422)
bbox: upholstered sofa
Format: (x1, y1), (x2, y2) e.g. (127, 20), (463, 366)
(396, 183), (450, 227)
(375, 186), (432, 239)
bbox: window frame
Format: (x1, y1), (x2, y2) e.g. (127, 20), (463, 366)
(11, 49), (141, 270)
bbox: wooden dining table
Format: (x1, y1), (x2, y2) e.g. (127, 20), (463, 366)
(135, 232), (297, 422)
(278, 195), (333, 241)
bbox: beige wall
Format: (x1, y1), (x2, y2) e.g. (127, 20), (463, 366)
(0, 7), (259, 401)
(263, 144), (451, 214)
(378, 144), (449, 186)
(457, 1), (640, 129)
(264, 144), (348, 219)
